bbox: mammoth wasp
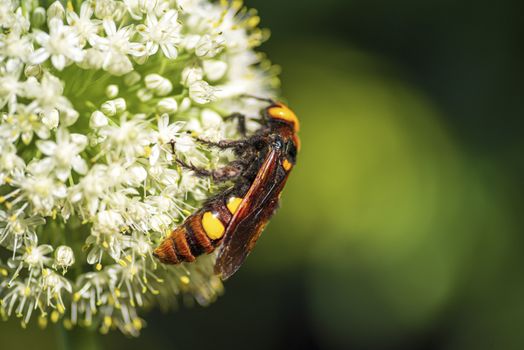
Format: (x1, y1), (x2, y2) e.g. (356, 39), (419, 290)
(154, 96), (300, 280)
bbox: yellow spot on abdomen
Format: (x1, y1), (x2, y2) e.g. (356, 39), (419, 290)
(282, 159), (293, 171)
(226, 197), (243, 214)
(202, 212), (226, 240)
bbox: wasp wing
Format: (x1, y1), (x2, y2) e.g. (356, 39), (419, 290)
(214, 148), (290, 280)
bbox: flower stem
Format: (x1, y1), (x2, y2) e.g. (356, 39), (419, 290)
(56, 324), (102, 350)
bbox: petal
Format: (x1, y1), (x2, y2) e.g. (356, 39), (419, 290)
(70, 133), (88, 150)
(103, 19), (117, 36)
(36, 140), (57, 155)
(72, 156), (88, 175)
(51, 54), (67, 70)
(161, 10), (178, 24)
(55, 167), (71, 182)
(56, 127), (69, 144)
(149, 144), (160, 166)
(38, 244), (54, 255)
(53, 184), (68, 198)
(30, 48), (50, 65)
(87, 248), (100, 264)
(80, 2), (93, 18)
(161, 44), (178, 59)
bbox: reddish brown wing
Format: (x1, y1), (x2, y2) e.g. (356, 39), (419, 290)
(214, 148), (290, 279)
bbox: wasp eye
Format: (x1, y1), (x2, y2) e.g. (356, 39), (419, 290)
(274, 139), (283, 149)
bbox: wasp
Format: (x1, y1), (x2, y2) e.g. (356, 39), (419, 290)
(153, 97), (300, 280)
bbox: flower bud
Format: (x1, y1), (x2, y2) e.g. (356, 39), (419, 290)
(179, 97), (192, 111)
(145, 74), (173, 96)
(31, 7), (46, 28)
(90, 111), (108, 128)
(54, 246), (75, 271)
(47, 1), (65, 20)
(203, 60), (228, 81)
(105, 84), (119, 99)
(113, 98), (126, 113)
(124, 71), (141, 86)
(137, 88), (153, 102)
(181, 66), (203, 86)
(101, 101), (116, 116)
(24, 65), (42, 78)
(157, 98), (179, 114)
(62, 108), (79, 126)
(201, 109), (222, 128)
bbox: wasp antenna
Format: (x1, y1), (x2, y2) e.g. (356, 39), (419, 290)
(240, 94), (275, 104)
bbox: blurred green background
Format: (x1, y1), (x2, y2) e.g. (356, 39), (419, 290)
(3, 0), (524, 349)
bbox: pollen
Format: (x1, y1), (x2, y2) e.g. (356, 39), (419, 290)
(202, 212), (226, 240)
(226, 197), (243, 214)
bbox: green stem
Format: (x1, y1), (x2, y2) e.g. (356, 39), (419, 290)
(56, 324), (102, 350)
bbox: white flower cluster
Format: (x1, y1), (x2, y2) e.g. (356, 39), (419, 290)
(0, 0), (278, 335)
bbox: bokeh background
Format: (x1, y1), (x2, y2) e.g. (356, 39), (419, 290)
(3, 0), (524, 349)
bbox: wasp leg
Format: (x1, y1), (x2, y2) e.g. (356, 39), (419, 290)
(224, 112), (247, 136)
(195, 138), (248, 149)
(195, 133), (267, 150)
(176, 159), (243, 182)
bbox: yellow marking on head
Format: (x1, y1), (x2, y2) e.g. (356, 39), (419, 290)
(282, 159), (293, 171)
(268, 103), (300, 132)
(202, 212), (226, 240)
(226, 197), (243, 214)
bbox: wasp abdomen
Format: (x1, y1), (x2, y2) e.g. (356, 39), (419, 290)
(154, 194), (243, 265)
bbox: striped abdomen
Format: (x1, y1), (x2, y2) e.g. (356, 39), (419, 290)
(154, 195), (243, 264)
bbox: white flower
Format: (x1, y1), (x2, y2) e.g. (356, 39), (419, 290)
(31, 18), (85, 70)
(195, 33), (225, 58)
(24, 72), (73, 123)
(0, 143), (25, 175)
(93, 0), (126, 20)
(0, 211), (43, 251)
(0, 59), (24, 114)
(20, 160), (67, 215)
(1, 103), (51, 144)
(101, 117), (150, 161)
(0, 0), (278, 336)
(36, 128), (88, 181)
(66, 2), (100, 46)
(0, 30), (33, 61)
(137, 10), (180, 59)
(189, 80), (217, 104)
(149, 114), (183, 165)
(16, 244), (53, 270)
(0, 1), (18, 30)
(93, 210), (124, 235)
(124, 0), (158, 20)
(93, 20), (146, 75)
